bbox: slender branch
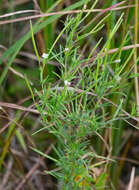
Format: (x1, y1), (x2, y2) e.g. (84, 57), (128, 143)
(0, 102), (40, 114)
(0, 4), (135, 25)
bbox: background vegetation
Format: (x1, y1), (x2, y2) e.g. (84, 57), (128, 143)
(0, 0), (139, 189)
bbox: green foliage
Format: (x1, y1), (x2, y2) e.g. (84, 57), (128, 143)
(28, 2), (137, 188)
(0, 0), (138, 189)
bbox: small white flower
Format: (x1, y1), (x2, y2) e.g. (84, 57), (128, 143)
(115, 75), (121, 82)
(105, 48), (107, 52)
(114, 59), (121, 63)
(65, 48), (69, 52)
(83, 4), (87, 9)
(64, 80), (71, 86)
(42, 53), (49, 59)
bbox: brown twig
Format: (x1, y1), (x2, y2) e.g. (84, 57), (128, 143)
(0, 10), (40, 18)
(0, 5), (135, 25)
(127, 167), (135, 190)
(0, 102), (40, 114)
(15, 144), (54, 190)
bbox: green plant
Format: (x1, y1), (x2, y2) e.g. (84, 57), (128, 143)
(26, 1), (139, 189)
(0, 0), (138, 189)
